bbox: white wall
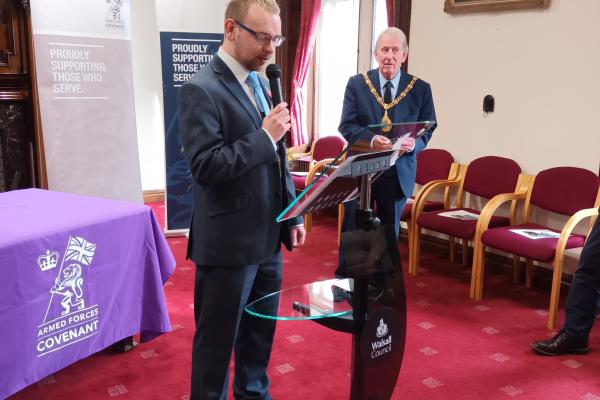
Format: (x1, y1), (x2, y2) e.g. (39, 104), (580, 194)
(130, 0), (227, 191)
(133, 0), (599, 191)
(409, 0), (599, 175)
(130, 1), (164, 191)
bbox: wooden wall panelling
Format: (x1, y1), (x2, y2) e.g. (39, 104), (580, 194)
(0, 0), (45, 192)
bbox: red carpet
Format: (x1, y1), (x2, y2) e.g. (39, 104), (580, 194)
(9, 204), (600, 400)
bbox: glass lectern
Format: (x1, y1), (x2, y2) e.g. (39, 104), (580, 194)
(246, 121), (436, 400)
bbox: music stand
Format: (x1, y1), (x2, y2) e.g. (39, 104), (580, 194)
(274, 121), (436, 399)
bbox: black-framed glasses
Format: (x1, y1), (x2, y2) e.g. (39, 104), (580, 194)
(234, 20), (286, 47)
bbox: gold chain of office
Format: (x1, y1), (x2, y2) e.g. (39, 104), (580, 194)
(362, 73), (418, 133)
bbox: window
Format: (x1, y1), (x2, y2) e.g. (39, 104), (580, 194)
(371, 0), (388, 68)
(315, 0), (360, 137)
(314, 0), (386, 138)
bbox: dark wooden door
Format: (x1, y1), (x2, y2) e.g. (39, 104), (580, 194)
(0, 0), (45, 192)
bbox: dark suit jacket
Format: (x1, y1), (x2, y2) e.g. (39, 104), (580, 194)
(178, 55), (301, 266)
(339, 68), (437, 198)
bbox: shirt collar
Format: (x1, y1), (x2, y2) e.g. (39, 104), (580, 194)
(218, 47), (251, 86)
(378, 69), (402, 91)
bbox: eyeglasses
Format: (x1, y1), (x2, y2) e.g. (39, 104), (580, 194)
(234, 20), (286, 47)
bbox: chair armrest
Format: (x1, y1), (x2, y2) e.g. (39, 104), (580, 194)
(475, 191), (528, 238)
(475, 173), (534, 237)
(412, 178), (462, 220)
(289, 151), (312, 160)
(413, 163), (467, 214)
(305, 158), (336, 186)
(555, 207), (600, 261)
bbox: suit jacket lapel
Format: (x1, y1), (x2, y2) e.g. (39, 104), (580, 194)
(211, 56), (263, 128)
(391, 72), (413, 122)
(367, 69), (383, 121)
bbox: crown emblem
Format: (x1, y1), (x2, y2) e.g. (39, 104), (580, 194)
(376, 319), (389, 338)
(37, 250), (59, 271)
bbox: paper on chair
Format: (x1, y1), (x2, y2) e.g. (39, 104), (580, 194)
(510, 229), (560, 240)
(438, 210), (479, 220)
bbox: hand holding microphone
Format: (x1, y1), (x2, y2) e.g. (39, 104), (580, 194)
(263, 103), (290, 142)
(262, 63), (289, 142)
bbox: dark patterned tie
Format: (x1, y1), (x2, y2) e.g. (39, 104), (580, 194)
(383, 80), (393, 104)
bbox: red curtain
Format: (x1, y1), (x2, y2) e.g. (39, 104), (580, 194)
(386, 0), (394, 27)
(289, 0), (321, 146)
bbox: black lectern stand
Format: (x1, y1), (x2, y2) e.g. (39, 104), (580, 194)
(247, 121), (435, 400)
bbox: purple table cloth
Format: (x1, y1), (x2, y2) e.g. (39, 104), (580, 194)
(0, 189), (176, 399)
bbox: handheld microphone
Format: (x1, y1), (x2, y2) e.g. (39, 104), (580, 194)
(266, 64), (287, 146)
(265, 63), (283, 106)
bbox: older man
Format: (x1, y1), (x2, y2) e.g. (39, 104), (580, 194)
(336, 27), (436, 277)
(177, 0), (305, 398)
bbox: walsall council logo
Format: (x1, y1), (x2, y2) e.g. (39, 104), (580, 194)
(35, 236), (100, 357)
(360, 308), (401, 367)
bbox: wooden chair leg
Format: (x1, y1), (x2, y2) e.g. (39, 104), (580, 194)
(470, 240), (482, 299)
(337, 204), (344, 245)
(525, 259), (534, 288)
(472, 243), (486, 300)
(513, 256), (521, 284)
(304, 212), (312, 232)
(410, 226), (422, 276)
(462, 240), (469, 266)
(449, 236), (457, 263)
(407, 218), (414, 275)
(548, 258), (565, 330)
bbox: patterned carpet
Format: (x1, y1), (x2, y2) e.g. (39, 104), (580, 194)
(10, 204), (600, 400)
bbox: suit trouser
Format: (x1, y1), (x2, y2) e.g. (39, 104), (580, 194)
(191, 251), (282, 400)
(564, 216), (600, 341)
(336, 173), (407, 277)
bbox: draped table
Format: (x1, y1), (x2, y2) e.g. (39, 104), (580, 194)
(0, 189), (176, 399)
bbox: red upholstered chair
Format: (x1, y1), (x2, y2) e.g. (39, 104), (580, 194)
(289, 135), (347, 173)
(471, 167), (600, 329)
(399, 149), (457, 273)
(290, 135), (347, 234)
(290, 135), (347, 195)
(399, 148), (456, 223)
(409, 156), (522, 278)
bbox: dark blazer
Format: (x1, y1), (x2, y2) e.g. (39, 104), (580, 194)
(339, 68), (437, 198)
(178, 55), (301, 266)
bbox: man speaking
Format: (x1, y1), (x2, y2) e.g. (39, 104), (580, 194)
(177, 0), (305, 398)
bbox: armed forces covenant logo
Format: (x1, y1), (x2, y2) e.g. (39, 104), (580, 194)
(105, 0), (125, 30)
(36, 236), (100, 357)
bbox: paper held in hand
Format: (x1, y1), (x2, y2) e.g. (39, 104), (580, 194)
(510, 229), (561, 240)
(438, 210), (479, 220)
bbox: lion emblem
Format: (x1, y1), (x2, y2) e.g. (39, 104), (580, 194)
(105, 0), (123, 22)
(50, 263), (85, 315)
